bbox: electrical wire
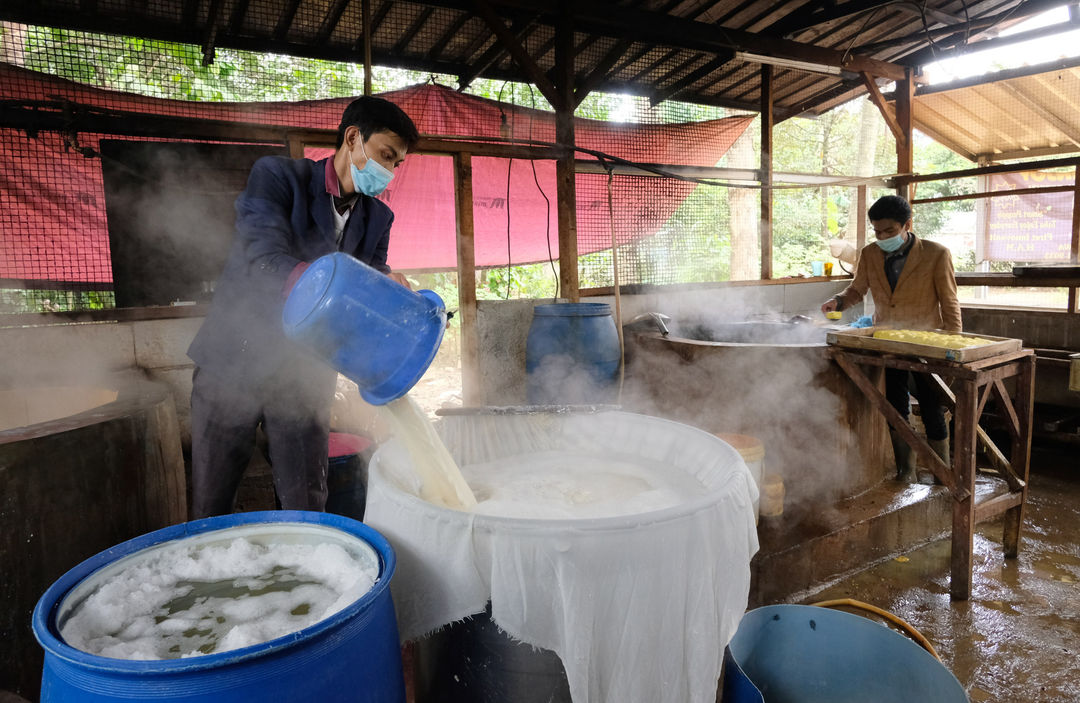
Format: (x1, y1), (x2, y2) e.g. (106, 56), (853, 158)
(605, 162), (625, 402)
(431, 133), (902, 190)
(525, 83), (559, 303)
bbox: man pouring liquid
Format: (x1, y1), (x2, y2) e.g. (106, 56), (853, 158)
(821, 195), (962, 483)
(187, 96), (420, 518)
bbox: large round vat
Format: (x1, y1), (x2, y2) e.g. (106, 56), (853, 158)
(32, 511), (404, 703)
(0, 379), (187, 701)
(365, 408), (759, 703)
(623, 321), (890, 508)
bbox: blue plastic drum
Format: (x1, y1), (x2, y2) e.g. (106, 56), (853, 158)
(525, 303), (621, 405)
(282, 252), (446, 405)
(725, 605), (968, 703)
(33, 511), (405, 703)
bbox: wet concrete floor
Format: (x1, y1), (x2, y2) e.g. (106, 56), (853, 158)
(806, 444), (1080, 703)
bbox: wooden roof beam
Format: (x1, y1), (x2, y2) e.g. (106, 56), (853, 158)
(856, 0), (1066, 55)
(766, 0), (905, 39)
(227, 0), (251, 33)
(427, 13), (472, 59)
(471, 0), (560, 106)
(201, 0), (225, 66)
(574, 38), (631, 106)
(649, 50), (734, 104)
(392, 6), (436, 53)
(861, 71), (904, 145)
(507, 0), (911, 80)
(629, 48), (681, 84)
(351, 1), (393, 53)
(457, 16), (536, 89)
(274, 0), (303, 41)
(316, 0), (353, 45)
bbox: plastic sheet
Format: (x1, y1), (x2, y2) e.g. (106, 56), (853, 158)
(365, 409), (759, 703)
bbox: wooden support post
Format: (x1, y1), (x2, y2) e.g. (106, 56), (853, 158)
(554, 7), (579, 301)
(362, 0), (372, 96)
(1071, 166), (1080, 311)
(856, 184), (867, 251)
(759, 65), (773, 280)
(895, 68), (915, 201)
(454, 152), (481, 405)
(1004, 354), (1036, 558)
(951, 378), (978, 600)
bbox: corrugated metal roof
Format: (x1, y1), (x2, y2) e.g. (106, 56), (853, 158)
(912, 57), (1080, 162)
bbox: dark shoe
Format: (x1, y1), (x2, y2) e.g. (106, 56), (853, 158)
(926, 437), (949, 485)
(890, 429), (917, 483)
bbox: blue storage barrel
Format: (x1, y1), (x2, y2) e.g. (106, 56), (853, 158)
(283, 252), (446, 406)
(725, 605), (968, 703)
(326, 432), (372, 521)
(33, 511), (405, 703)
(525, 303), (620, 405)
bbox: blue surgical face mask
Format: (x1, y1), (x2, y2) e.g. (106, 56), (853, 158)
(349, 140), (394, 196)
(876, 232), (906, 253)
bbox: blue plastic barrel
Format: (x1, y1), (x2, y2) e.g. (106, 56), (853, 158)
(725, 605), (968, 703)
(282, 252), (446, 405)
(33, 511), (404, 703)
(525, 303), (620, 405)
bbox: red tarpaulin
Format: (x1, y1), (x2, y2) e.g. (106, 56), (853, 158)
(0, 64), (753, 281)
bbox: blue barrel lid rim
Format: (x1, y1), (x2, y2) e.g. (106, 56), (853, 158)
(32, 510), (396, 674)
(728, 604), (967, 701)
(532, 303), (612, 317)
(358, 288), (446, 405)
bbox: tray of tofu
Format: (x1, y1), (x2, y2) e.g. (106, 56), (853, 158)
(826, 327), (1023, 363)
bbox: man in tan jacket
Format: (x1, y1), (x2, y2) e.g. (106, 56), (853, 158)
(821, 195), (961, 482)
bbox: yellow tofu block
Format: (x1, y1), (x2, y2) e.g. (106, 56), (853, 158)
(872, 329), (993, 349)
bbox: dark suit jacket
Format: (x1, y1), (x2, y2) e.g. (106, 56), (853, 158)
(188, 155), (395, 386)
(835, 234), (962, 332)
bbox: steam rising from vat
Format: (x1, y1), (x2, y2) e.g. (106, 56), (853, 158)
(622, 302), (876, 514)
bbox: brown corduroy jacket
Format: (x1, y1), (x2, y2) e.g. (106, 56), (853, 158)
(834, 234), (962, 332)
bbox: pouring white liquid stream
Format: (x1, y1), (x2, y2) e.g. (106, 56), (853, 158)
(380, 396), (478, 509)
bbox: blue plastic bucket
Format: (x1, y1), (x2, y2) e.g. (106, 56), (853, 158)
(282, 252), (446, 405)
(33, 511), (404, 703)
(525, 303), (620, 404)
(725, 605), (968, 703)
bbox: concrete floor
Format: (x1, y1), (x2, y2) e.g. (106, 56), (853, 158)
(803, 443), (1080, 703)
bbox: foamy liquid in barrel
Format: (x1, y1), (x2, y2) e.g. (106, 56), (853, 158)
(59, 537), (377, 660)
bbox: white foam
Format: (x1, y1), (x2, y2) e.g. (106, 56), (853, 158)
(60, 537), (377, 660)
(462, 450), (709, 519)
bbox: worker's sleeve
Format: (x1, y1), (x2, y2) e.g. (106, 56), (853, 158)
(834, 254), (870, 311)
(370, 210), (394, 275)
(233, 158), (305, 293)
(936, 248), (963, 332)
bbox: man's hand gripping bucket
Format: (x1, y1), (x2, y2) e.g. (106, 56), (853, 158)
(283, 252), (446, 405)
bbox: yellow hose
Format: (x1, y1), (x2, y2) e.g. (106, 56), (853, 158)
(811, 598), (942, 661)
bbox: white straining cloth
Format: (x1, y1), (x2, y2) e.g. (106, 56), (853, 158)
(364, 409), (759, 703)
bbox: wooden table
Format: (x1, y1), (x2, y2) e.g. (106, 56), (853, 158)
(825, 346), (1036, 600)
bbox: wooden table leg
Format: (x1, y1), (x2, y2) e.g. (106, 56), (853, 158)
(1004, 355), (1036, 558)
(951, 378), (979, 600)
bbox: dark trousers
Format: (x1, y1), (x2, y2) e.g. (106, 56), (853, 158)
(189, 366), (334, 519)
(885, 368), (949, 441)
